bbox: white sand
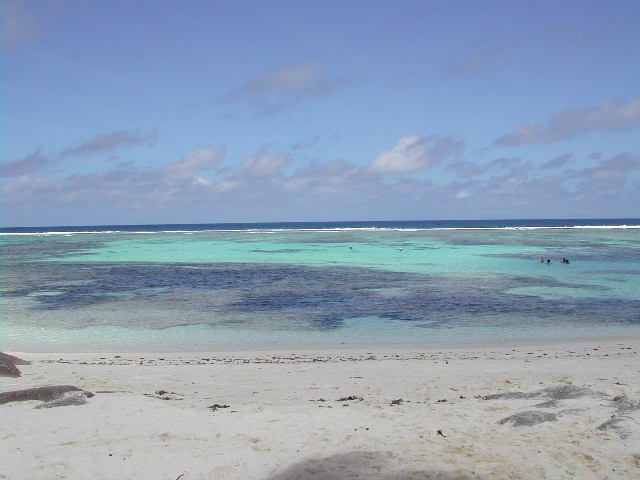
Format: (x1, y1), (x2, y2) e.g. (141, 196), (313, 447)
(1, 340), (640, 480)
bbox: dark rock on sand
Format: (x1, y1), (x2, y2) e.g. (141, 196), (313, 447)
(34, 392), (92, 409)
(498, 410), (558, 427)
(0, 352), (31, 365)
(0, 356), (21, 377)
(0, 385), (94, 408)
(0, 352), (30, 377)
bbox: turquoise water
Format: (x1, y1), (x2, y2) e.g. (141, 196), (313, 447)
(1, 222), (639, 351)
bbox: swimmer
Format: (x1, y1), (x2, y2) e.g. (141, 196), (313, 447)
(540, 257), (545, 263)
(546, 259), (551, 264)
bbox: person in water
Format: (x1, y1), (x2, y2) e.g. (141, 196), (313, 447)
(547, 259), (551, 264)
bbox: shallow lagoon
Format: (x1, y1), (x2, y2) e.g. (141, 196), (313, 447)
(2, 222), (639, 351)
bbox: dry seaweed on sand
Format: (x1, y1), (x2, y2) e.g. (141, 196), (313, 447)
(336, 395), (363, 402)
(498, 410), (558, 427)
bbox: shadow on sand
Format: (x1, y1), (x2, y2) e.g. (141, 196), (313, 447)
(264, 451), (486, 480)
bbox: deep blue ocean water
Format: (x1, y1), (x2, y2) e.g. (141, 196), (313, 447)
(1, 219), (639, 351)
(2, 218), (638, 234)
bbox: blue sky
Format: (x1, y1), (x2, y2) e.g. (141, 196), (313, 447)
(2, 0), (639, 226)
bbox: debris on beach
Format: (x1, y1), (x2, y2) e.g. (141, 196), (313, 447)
(390, 398), (403, 406)
(336, 395), (363, 402)
(208, 403), (230, 412)
(144, 390), (184, 400)
(0, 385), (94, 408)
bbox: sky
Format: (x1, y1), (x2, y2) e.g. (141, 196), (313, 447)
(1, 0), (639, 227)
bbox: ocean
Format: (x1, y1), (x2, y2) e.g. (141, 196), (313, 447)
(1, 219), (639, 351)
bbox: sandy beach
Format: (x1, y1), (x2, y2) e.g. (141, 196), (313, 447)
(1, 339), (639, 480)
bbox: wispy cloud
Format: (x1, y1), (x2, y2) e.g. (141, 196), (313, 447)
(446, 47), (505, 76)
(289, 135), (321, 151)
(495, 97), (640, 146)
(60, 129), (157, 158)
(541, 153), (572, 169)
(224, 61), (347, 117)
(1, 0), (39, 50)
(542, 19), (630, 50)
(572, 153), (640, 193)
(0, 149), (48, 177)
(368, 135), (462, 174)
(1, 129), (158, 179)
(446, 157), (526, 179)
(1, 0), (63, 51)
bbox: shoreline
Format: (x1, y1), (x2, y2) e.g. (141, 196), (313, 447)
(5, 333), (640, 354)
(2, 339), (639, 479)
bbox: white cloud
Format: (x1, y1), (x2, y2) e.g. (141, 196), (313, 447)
(236, 153), (290, 179)
(496, 97), (640, 146)
(369, 135), (461, 174)
(3, 138), (638, 226)
(284, 160), (363, 196)
(159, 147), (223, 181)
